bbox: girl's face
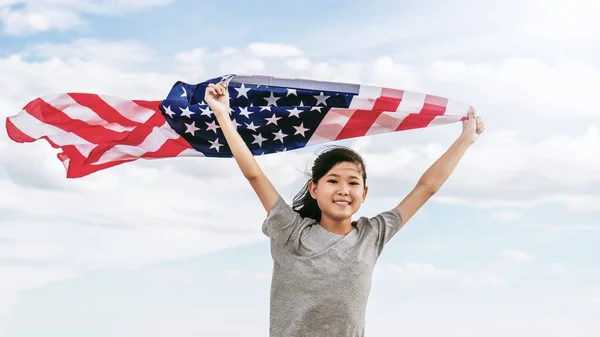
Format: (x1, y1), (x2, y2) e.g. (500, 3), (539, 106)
(309, 161), (368, 224)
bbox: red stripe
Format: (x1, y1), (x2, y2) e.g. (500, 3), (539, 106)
(85, 113), (169, 164)
(24, 97), (127, 145)
(5, 117), (36, 143)
(396, 94), (448, 131)
(69, 93), (140, 128)
(141, 137), (193, 159)
(336, 95), (402, 140)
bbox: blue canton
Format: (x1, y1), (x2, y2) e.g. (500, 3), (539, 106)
(159, 75), (358, 157)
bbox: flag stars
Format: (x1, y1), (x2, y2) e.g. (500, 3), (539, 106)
(272, 129), (288, 143)
(163, 105), (175, 118)
(235, 83), (251, 98)
(200, 106), (212, 117)
(265, 113), (282, 126)
(286, 88), (297, 96)
(314, 92), (330, 106)
(206, 120), (220, 133)
(264, 92), (280, 106)
(239, 107), (252, 118)
(287, 107), (302, 118)
(293, 123), (310, 137)
(180, 106), (194, 118)
(252, 133), (267, 147)
(245, 122), (260, 131)
(209, 138), (224, 152)
(185, 121), (200, 136)
(231, 118), (242, 129)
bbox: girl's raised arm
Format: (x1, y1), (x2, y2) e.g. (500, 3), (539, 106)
(204, 82), (280, 214)
(395, 109), (485, 225)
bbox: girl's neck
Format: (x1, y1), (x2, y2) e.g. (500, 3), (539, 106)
(319, 216), (353, 235)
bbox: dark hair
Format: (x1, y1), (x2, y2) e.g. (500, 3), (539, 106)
(292, 146), (367, 222)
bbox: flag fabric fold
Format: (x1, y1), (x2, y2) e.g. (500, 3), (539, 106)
(5, 74), (472, 178)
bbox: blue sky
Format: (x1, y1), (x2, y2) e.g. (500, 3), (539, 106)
(1, 0), (600, 336)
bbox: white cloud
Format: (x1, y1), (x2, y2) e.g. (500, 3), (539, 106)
(0, 0), (175, 35)
(374, 262), (504, 286)
(497, 250), (535, 264)
(0, 6), (86, 34)
(29, 38), (155, 68)
(246, 43), (302, 58)
(491, 211), (523, 222)
(285, 57), (311, 72)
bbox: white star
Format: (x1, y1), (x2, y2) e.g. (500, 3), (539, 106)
(299, 100), (305, 107)
(314, 92), (330, 106)
(185, 121), (200, 136)
(311, 106), (323, 112)
(252, 133), (267, 147)
(245, 122), (260, 131)
(272, 129), (288, 143)
(209, 138), (223, 152)
(260, 106), (271, 112)
(287, 107), (302, 118)
(181, 86), (187, 97)
(264, 92), (280, 106)
(238, 107), (252, 118)
(265, 113), (282, 126)
(206, 120), (220, 133)
(286, 88), (297, 96)
(201, 106), (212, 117)
(163, 105), (175, 118)
(235, 83), (251, 98)
(180, 106), (194, 118)
(293, 123), (310, 137)
(231, 118), (242, 129)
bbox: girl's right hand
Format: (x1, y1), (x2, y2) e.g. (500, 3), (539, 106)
(204, 82), (230, 117)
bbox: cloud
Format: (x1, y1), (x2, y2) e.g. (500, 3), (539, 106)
(491, 211), (523, 222)
(246, 43), (302, 58)
(0, 0), (175, 35)
(497, 250), (535, 264)
(374, 262), (505, 286)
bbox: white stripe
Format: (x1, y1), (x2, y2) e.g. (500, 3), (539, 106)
(365, 111), (408, 136)
(444, 99), (471, 116)
(8, 112), (94, 156)
(358, 85), (382, 98)
(306, 108), (355, 147)
(46, 95), (135, 133)
(99, 95), (158, 124)
(176, 148), (205, 157)
(395, 91), (426, 114)
(427, 115), (464, 127)
(93, 121), (180, 165)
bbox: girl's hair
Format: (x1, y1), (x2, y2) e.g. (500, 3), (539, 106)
(292, 146), (367, 222)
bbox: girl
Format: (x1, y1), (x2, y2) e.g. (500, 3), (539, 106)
(204, 81), (484, 337)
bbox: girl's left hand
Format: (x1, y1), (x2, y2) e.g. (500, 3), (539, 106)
(461, 108), (485, 144)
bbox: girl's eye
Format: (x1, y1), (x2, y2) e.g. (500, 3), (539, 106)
(327, 179), (337, 183)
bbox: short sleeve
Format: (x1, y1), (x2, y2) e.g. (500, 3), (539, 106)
(262, 196), (304, 247)
(370, 208), (404, 254)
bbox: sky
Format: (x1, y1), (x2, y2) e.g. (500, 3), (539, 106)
(1, 0), (599, 336)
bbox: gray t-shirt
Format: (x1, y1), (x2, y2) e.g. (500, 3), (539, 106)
(262, 196), (404, 337)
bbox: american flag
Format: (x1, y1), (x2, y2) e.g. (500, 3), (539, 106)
(5, 74), (472, 178)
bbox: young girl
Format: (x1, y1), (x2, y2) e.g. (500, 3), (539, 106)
(204, 81), (484, 336)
